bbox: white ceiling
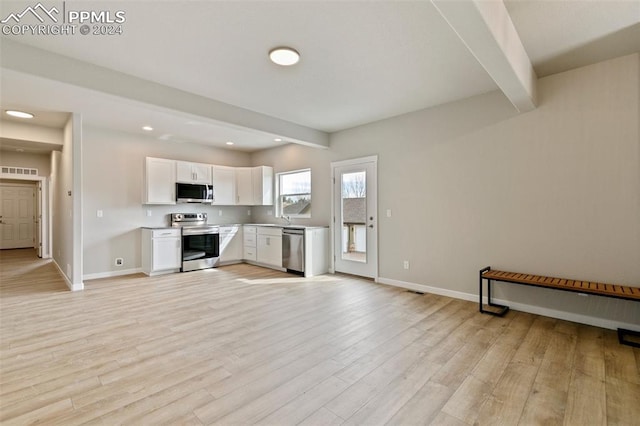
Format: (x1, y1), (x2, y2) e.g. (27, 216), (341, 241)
(1, 0), (638, 152)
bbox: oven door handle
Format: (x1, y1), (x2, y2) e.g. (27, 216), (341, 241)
(182, 229), (219, 236)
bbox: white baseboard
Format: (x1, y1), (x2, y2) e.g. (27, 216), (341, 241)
(83, 268), (142, 281)
(376, 277), (639, 332)
(53, 259), (84, 291)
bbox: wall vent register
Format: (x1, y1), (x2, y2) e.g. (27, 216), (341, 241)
(1, 166), (38, 176)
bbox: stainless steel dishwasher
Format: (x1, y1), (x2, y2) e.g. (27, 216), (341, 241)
(282, 228), (304, 275)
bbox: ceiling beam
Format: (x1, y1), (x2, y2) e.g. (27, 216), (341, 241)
(431, 0), (537, 112)
(0, 40), (329, 149)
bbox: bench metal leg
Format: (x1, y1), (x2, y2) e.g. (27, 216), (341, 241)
(618, 328), (640, 348)
(479, 266), (509, 316)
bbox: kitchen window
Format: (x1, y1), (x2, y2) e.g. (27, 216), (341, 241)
(277, 169), (311, 218)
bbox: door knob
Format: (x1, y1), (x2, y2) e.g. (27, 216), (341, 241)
(368, 224), (374, 228)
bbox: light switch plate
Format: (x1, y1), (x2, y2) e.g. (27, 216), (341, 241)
(97, 210), (103, 218)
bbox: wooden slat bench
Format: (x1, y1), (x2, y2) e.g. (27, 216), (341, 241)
(479, 266), (640, 347)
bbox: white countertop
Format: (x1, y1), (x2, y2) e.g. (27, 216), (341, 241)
(244, 223), (329, 229)
(142, 224), (329, 230)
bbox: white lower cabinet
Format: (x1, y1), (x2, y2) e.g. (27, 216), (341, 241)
(256, 227), (282, 268)
(243, 225), (257, 261)
(142, 228), (181, 276)
(243, 225), (282, 269)
(219, 225), (243, 264)
(303, 227), (330, 277)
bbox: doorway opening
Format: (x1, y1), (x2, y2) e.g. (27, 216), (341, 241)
(0, 178), (50, 258)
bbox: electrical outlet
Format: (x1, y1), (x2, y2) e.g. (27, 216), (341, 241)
(218, 209), (223, 217)
(403, 260), (409, 270)
(115, 258), (124, 266)
(247, 209), (251, 216)
(146, 210), (152, 217)
(97, 210), (103, 218)
(386, 209), (392, 218)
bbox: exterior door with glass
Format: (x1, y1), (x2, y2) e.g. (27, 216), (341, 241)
(332, 157), (377, 278)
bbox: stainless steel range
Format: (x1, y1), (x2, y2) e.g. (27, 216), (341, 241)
(171, 213), (219, 272)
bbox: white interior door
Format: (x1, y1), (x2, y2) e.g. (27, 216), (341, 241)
(332, 157), (378, 278)
(0, 184), (35, 249)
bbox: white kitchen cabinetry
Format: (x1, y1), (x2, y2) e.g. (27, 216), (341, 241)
(176, 161), (212, 184)
(243, 225), (257, 261)
(141, 228), (181, 276)
(219, 225), (243, 264)
(252, 166), (274, 205)
(143, 157), (176, 204)
(304, 227), (330, 277)
(257, 226), (282, 268)
(235, 167), (254, 205)
(212, 165), (236, 205)
(215, 166), (273, 206)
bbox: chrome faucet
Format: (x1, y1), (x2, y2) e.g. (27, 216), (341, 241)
(282, 215), (291, 225)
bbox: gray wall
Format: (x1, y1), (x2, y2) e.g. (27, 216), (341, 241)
(51, 114), (82, 288)
(0, 151), (52, 176)
(82, 126), (253, 277)
(80, 53), (638, 327)
(251, 143), (332, 226)
(253, 53), (640, 327)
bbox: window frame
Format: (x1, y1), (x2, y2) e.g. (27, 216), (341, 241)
(276, 168), (312, 219)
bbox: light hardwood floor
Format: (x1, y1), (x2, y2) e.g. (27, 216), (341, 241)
(1, 249), (638, 425)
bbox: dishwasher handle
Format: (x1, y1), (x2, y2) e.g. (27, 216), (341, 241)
(283, 228), (304, 235)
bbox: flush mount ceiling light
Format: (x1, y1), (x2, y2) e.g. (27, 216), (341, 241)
(274, 138), (282, 142)
(269, 47), (300, 66)
(5, 110), (34, 119)
(142, 126), (153, 131)
(226, 141), (234, 146)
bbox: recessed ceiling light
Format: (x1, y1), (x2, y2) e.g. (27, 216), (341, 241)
(5, 110), (34, 119)
(142, 126), (153, 131)
(274, 138), (282, 142)
(226, 141), (234, 145)
(269, 47), (300, 66)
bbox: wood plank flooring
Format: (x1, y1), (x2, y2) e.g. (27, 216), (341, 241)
(1, 248), (639, 425)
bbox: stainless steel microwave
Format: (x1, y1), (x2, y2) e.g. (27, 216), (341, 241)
(176, 183), (214, 203)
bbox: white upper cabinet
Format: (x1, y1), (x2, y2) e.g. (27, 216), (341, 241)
(143, 157), (176, 205)
(212, 166), (273, 206)
(235, 167), (254, 205)
(252, 166), (274, 206)
(176, 161), (212, 184)
(144, 159), (272, 206)
(211, 165), (236, 205)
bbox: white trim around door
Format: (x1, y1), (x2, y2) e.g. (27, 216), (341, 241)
(330, 156), (378, 279)
(0, 176), (51, 258)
